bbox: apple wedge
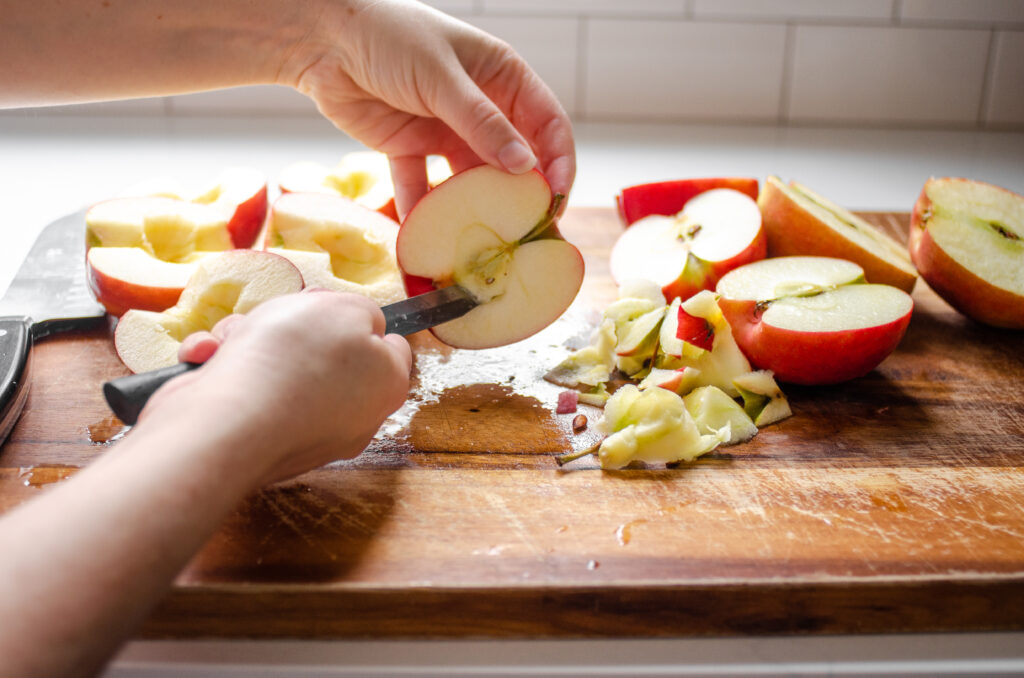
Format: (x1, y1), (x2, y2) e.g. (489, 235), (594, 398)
(264, 192), (405, 306)
(396, 165), (584, 349)
(278, 151), (452, 221)
(758, 176), (917, 293)
(909, 177), (1024, 329)
(610, 188), (766, 303)
(113, 250), (304, 374)
(716, 256), (913, 385)
(617, 177), (759, 226)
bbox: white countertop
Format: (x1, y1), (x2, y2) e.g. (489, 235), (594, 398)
(2, 114), (1023, 676)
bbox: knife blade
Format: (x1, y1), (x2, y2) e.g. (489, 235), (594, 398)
(0, 209), (106, 444)
(102, 285), (478, 426)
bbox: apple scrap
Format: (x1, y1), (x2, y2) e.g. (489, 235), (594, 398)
(547, 280), (791, 470)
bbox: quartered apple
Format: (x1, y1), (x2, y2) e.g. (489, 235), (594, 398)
(716, 256), (914, 385)
(85, 167), (268, 316)
(909, 177), (1024, 329)
(396, 165), (585, 349)
(758, 176), (917, 293)
(610, 188), (766, 303)
(616, 177), (760, 226)
(113, 250), (304, 373)
(264, 192), (405, 306)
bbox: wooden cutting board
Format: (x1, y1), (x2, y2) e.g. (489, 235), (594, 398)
(1, 207), (1023, 639)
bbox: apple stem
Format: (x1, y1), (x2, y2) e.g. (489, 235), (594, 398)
(519, 193), (566, 245)
(555, 442), (600, 467)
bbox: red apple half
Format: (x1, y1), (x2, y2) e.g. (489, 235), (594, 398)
(909, 177), (1024, 329)
(617, 177), (759, 226)
(113, 250), (304, 373)
(396, 165), (584, 349)
(264, 192), (405, 306)
(758, 176), (917, 293)
(716, 256), (913, 385)
(609, 188), (766, 303)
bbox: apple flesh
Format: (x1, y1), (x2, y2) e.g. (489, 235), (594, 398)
(396, 165), (584, 349)
(610, 188), (766, 303)
(113, 250), (304, 374)
(264, 192), (405, 306)
(617, 177), (759, 226)
(278, 151), (451, 222)
(909, 177), (1024, 329)
(716, 256), (913, 385)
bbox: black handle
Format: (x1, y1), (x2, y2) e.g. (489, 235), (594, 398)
(0, 317), (32, 444)
(103, 362), (201, 426)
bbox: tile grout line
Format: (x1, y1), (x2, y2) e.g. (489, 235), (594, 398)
(977, 29), (999, 128)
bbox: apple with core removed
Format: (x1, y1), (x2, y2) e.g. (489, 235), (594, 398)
(909, 177), (1024, 329)
(396, 165), (584, 349)
(716, 256), (913, 385)
(264, 192), (405, 306)
(758, 176), (917, 293)
(617, 177), (759, 226)
(610, 188), (766, 303)
(113, 250), (304, 373)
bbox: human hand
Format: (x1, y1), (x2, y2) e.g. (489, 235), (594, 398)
(278, 0), (575, 218)
(144, 290), (412, 484)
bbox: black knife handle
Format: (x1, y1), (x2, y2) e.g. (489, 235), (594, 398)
(0, 316), (32, 445)
(103, 362), (201, 426)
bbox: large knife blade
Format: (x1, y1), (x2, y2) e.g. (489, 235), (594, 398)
(102, 285), (478, 426)
(0, 209), (106, 444)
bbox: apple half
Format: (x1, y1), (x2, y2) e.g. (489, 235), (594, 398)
(264, 192), (405, 306)
(278, 151), (452, 222)
(758, 176), (917, 293)
(617, 177), (759, 226)
(610, 188), (766, 303)
(396, 165), (584, 349)
(909, 177), (1024, 329)
(715, 256), (913, 385)
(113, 250), (304, 373)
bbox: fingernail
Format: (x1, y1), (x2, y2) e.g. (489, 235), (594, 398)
(498, 141), (536, 174)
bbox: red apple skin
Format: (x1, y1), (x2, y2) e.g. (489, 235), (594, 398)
(227, 183), (269, 248)
(909, 184), (1024, 330)
(718, 298), (913, 385)
(616, 177), (759, 226)
(758, 179), (917, 293)
(86, 262), (184, 317)
(658, 228), (767, 303)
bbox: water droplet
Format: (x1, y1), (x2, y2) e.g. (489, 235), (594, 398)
(586, 559), (599, 570)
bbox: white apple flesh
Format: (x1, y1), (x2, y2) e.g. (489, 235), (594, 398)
(396, 165), (584, 349)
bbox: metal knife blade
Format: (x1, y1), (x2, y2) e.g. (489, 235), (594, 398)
(1, 209), (106, 444)
(102, 285), (479, 426)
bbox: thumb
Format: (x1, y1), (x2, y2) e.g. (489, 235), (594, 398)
(432, 71), (537, 175)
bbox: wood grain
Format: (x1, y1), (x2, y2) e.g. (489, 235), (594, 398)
(1, 208), (1022, 639)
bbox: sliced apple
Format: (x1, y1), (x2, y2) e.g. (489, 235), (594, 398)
(610, 188), (766, 302)
(733, 370), (791, 427)
(113, 250), (304, 373)
(716, 256), (914, 385)
(278, 151), (452, 221)
(909, 177), (1024, 329)
(396, 165), (584, 349)
(758, 176), (917, 293)
(264, 192), (405, 306)
(683, 385), (758, 445)
(616, 177), (759, 226)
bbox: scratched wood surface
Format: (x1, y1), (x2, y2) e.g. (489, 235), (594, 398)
(1, 208), (1023, 639)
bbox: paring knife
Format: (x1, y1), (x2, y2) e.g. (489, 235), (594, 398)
(102, 284), (479, 426)
(0, 209), (107, 444)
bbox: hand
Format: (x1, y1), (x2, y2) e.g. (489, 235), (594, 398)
(278, 0), (576, 218)
(147, 290), (412, 484)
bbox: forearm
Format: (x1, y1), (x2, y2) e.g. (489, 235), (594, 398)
(1, 0), (325, 108)
(0, 392), (273, 677)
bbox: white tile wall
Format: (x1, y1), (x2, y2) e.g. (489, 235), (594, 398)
(8, 0), (1021, 130)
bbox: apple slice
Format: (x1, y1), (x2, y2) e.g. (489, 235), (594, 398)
(733, 370), (791, 427)
(683, 385), (758, 445)
(617, 177), (759, 226)
(264, 192), (405, 306)
(909, 177), (1024, 329)
(113, 250), (304, 373)
(610, 188), (766, 303)
(716, 256), (914, 385)
(278, 151), (452, 221)
(396, 165), (584, 349)
(758, 176), (917, 293)
(87, 247), (220, 318)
